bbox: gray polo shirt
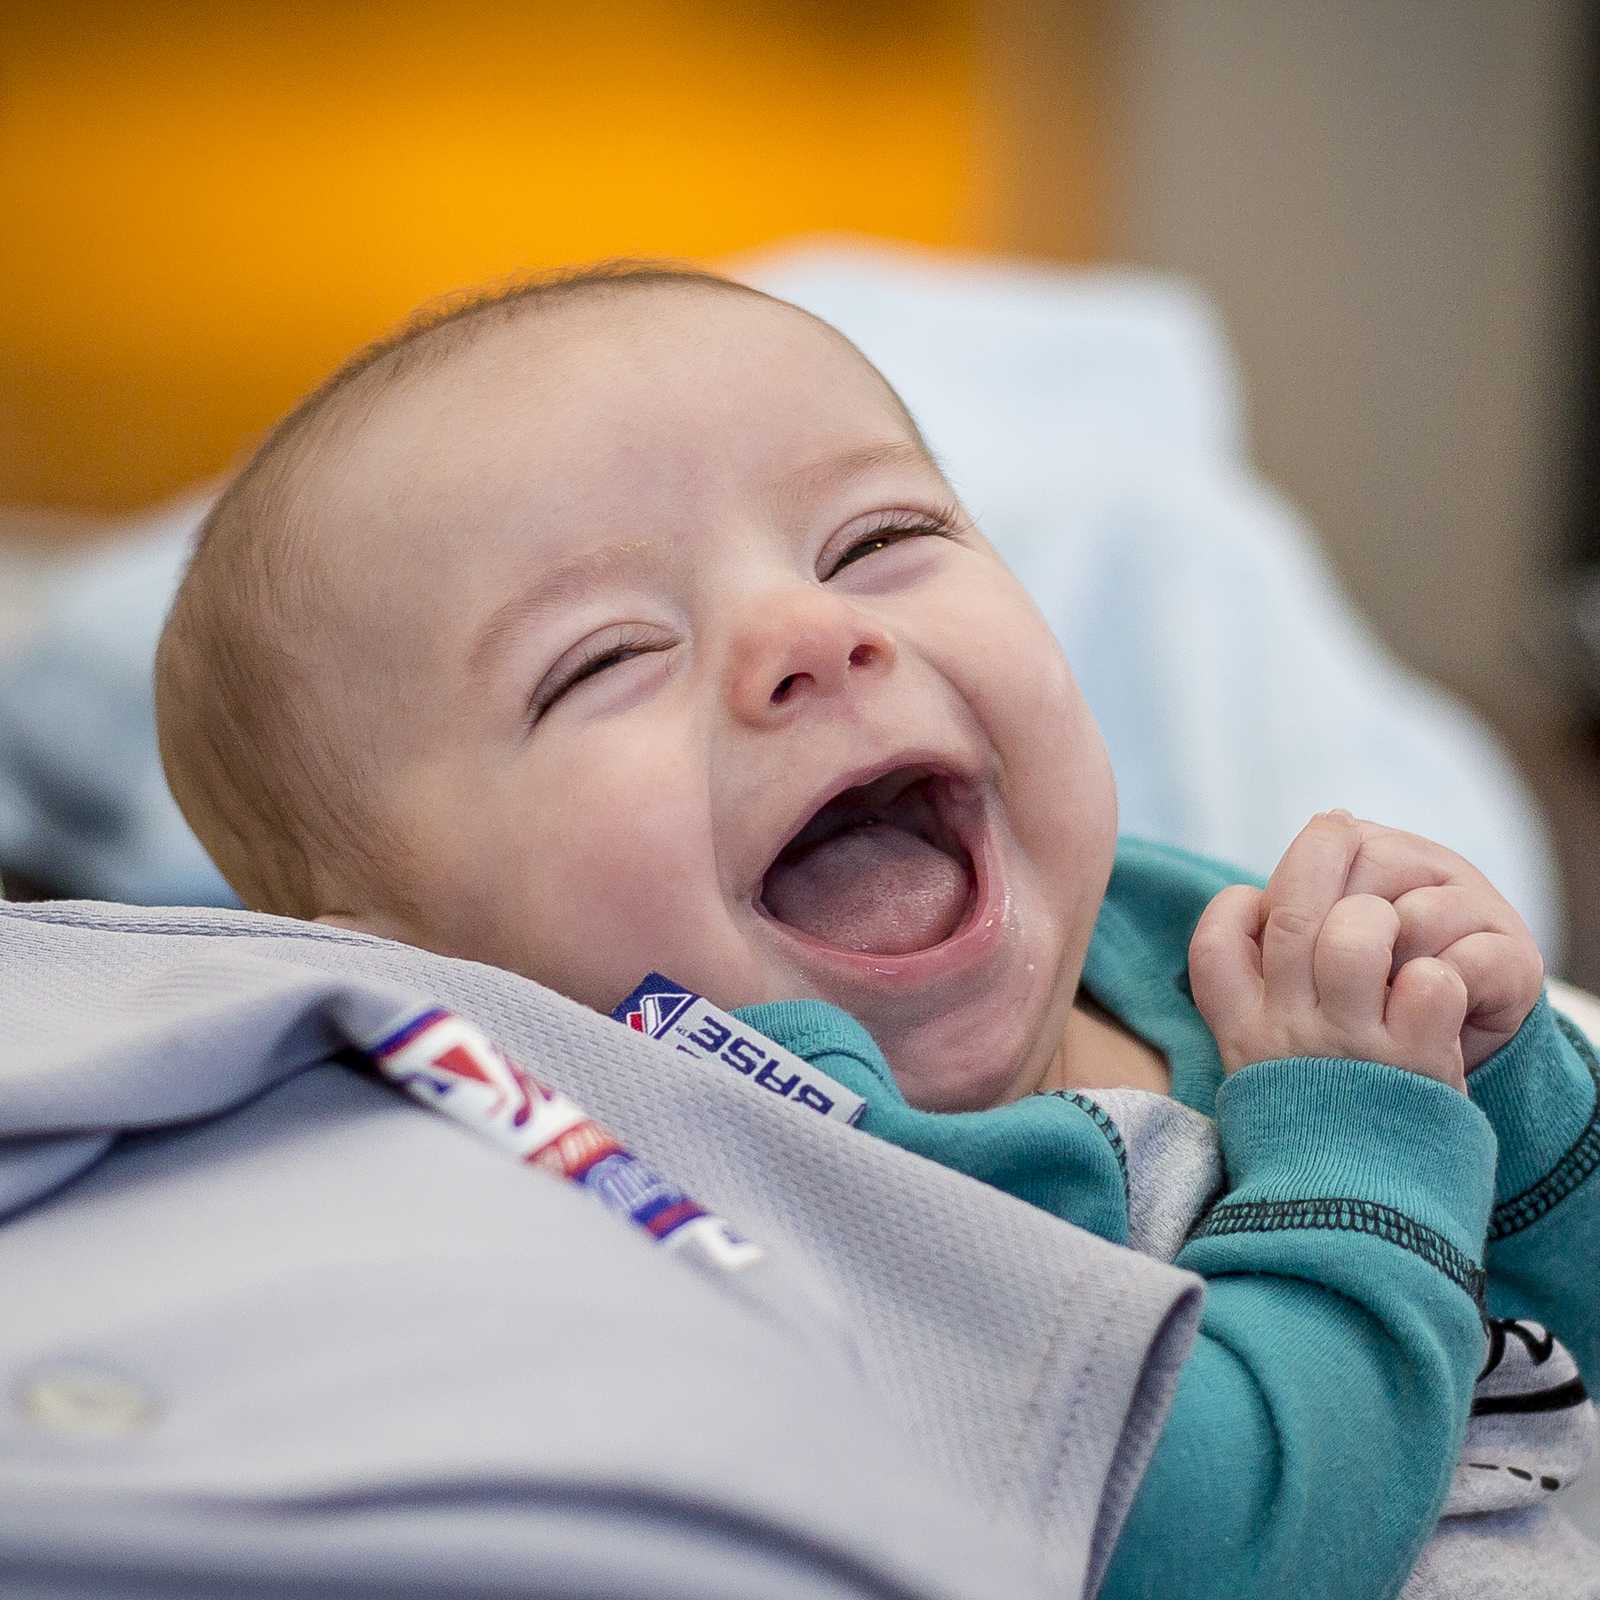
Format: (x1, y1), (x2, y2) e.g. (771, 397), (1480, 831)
(0, 898), (1200, 1599)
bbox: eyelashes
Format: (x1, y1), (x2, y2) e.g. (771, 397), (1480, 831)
(822, 502), (965, 579)
(529, 502), (966, 723)
(530, 622), (663, 719)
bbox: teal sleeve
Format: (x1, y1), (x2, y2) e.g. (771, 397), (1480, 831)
(1466, 991), (1600, 1387)
(735, 1001), (1497, 1600)
(733, 999), (1130, 1245)
(1102, 1058), (1495, 1600)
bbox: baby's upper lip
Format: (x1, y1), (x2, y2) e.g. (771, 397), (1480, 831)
(754, 748), (979, 895)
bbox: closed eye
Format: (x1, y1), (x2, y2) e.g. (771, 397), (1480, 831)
(824, 503), (964, 579)
(531, 624), (664, 721)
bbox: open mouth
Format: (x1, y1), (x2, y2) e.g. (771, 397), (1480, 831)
(758, 766), (979, 956)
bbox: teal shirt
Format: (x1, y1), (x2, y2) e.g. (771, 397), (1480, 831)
(736, 836), (1600, 1600)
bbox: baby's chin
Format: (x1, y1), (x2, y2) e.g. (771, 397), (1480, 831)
(832, 951), (1073, 1112)
(873, 1005), (1052, 1111)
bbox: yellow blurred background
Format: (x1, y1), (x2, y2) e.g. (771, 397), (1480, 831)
(1, 0), (1106, 512)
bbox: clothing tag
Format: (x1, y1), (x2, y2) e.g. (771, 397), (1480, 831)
(362, 1005), (763, 1274)
(612, 973), (867, 1126)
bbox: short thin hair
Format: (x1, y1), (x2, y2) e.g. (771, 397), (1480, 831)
(154, 260), (930, 920)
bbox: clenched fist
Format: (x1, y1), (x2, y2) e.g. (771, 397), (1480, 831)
(1188, 811), (1545, 1093)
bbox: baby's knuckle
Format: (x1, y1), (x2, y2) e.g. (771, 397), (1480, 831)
(1317, 915), (1393, 962)
(1195, 884), (1240, 923)
(1316, 931), (1379, 965)
(1265, 904), (1319, 941)
(1515, 942), (1547, 993)
(1340, 891), (1398, 924)
(1322, 894), (1396, 940)
(1196, 884), (1253, 927)
(1402, 956), (1467, 997)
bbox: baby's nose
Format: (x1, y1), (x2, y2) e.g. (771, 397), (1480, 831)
(725, 588), (895, 725)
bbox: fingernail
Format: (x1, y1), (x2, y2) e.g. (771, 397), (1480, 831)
(1324, 808), (1355, 824)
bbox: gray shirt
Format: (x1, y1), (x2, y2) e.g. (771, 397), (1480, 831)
(0, 897), (1201, 1599)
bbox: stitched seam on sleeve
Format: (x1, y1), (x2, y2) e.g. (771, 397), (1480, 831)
(1488, 1012), (1600, 1243)
(1042, 1089), (1129, 1204)
(1189, 1196), (1486, 1305)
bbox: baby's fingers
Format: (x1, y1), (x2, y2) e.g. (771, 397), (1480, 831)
(1385, 957), (1469, 1091)
(1438, 929), (1546, 1072)
(1429, 929), (1545, 1033)
(1189, 883), (1266, 1033)
(1261, 813), (1364, 1011)
(1313, 894), (1400, 1032)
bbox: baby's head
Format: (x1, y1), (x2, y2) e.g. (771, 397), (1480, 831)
(156, 264), (1118, 1109)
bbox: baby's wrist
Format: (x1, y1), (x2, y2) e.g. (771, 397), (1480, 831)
(1466, 991), (1600, 1212)
(1220, 1038), (1467, 1096)
(1214, 1055), (1496, 1268)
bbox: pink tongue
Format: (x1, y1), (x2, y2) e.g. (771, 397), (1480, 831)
(763, 822), (969, 954)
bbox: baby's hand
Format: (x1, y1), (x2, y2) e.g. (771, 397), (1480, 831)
(1189, 812), (1542, 1091)
(1334, 814), (1545, 1071)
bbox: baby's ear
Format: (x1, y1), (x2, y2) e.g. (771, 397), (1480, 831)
(313, 909), (411, 943)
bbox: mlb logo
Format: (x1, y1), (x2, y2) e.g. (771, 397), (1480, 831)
(611, 972), (867, 1127)
(619, 977), (695, 1038)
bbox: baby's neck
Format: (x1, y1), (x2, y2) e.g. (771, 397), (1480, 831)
(1040, 994), (1172, 1097)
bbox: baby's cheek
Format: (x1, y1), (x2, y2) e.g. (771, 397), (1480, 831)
(972, 596), (1116, 882)
(947, 574), (1072, 715)
(982, 624), (1094, 779)
(498, 866), (672, 1016)
(1007, 608), (1079, 720)
(528, 778), (720, 1009)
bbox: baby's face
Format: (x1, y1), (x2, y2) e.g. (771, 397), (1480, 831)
(319, 287), (1117, 1109)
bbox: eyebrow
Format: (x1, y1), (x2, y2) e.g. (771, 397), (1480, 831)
(467, 437), (944, 686)
(468, 537), (675, 685)
(767, 438), (944, 519)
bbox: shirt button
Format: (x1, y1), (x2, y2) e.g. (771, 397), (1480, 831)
(17, 1364), (160, 1437)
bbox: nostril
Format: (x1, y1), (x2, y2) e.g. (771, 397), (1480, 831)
(769, 643), (878, 706)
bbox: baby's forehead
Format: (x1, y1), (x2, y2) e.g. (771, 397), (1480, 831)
(291, 285), (936, 658)
(327, 287), (913, 521)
